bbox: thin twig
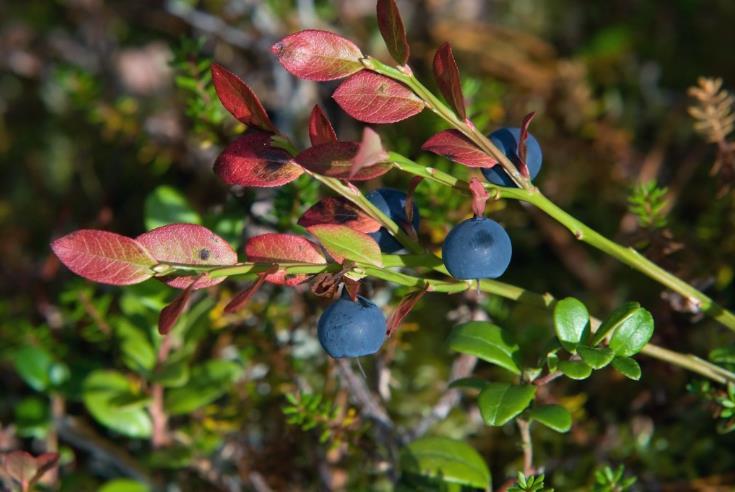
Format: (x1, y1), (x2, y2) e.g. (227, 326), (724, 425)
(516, 418), (534, 476)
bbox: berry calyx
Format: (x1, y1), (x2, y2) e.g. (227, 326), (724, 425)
(482, 127), (543, 187)
(365, 188), (420, 253)
(442, 217), (512, 280)
(317, 293), (387, 358)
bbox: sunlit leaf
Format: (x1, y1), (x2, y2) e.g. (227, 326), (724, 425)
(376, 0), (410, 65)
(245, 233), (326, 285)
(272, 30), (363, 81)
(400, 437), (491, 489)
(307, 224), (383, 266)
(448, 321), (521, 375)
(529, 405), (572, 433)
(478, 382), (535, 426)
(298, 196), (381, 233)
(422, 130), (497, 168)
(432, 43), (466, 120)
(333, 71), (424, 124)
(211, 63), (277, 132)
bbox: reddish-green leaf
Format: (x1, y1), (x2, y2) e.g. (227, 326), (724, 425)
(51, 230), (156, 286)
(517, 112), (536, 177)
(332, 71), (424, 124)
(469, 177), (489, 217)
(0, 451), (59, 489)
(224, 272), (272, 313)
(433, 43), (466, 120)
(295, 141), (392, 180)
(307, 224), (383, 266)
(377, 0), (410, 65)
(214, 131), (303, 187)
(211, 63), (277, 132)
(387, 286), (428, 336)
(308, 105), (338, 145)
(272, 30), (363, 81)
(245, 233), (326, 286)
(350, 127), (389, 179)
(158, 278), (199, 335)
(137, 224), (237, 289)
(298, 197), (381, 233)
(422, 130), (497, 168)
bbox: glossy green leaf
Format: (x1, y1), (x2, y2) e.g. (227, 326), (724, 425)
(144, 185), (201, 231)
(558, 359), (593, 380)
(448, 321), (521, 374)
(99, 479), (151, 492)
(14, 346), (53, 391)
(478, 382), (536, 426)
(577, 345), (615, 369)
(590, 302), (640, 345)
(82, 370), (152, 438)
(608, 307), (654, 356)
(448, 377), (488, 391)
(400, 436), (491, 489)
(611, 356), (641, 380)
(307, 224), (383, 267)
(553, 297), (590, 352)
(529, 404), (572, 433)
(164, 360), (242, 415)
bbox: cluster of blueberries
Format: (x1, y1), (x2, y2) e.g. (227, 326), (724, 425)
(318, 128), (543, 358)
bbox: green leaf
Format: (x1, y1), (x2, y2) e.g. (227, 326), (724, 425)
(590, 302), (639, 345)
(448, 321), (521, 374)
(151, 354), (190, 388)
(144, 185), (201, 231)
(82, 370), (152, 438)
(529, 405), (572, 433)
(307, 224), (383, 267)
(448, 377), (488, 391)
(558, 360), (593, 380)
(478, 383), (536, 426)
(14, 346), (54, 391)
(116, 319), (156, 374)
(99, 479), (151, 492)
(611, 356), (641, 380)
(164, 360), (242, 415)
(15, 397), (50, 439)
(608, 307), (654, 357)
(577, 345), (615, 369)
(710, 345), (735, 364)
(553, 297), (590, 352)
(400, 436), (491, 489)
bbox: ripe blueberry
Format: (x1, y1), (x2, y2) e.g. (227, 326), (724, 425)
(481, 127), (543, 187)
(365, 188), (420, 253)
(317, 294), (387, 358)
(442, 217), (512, 279)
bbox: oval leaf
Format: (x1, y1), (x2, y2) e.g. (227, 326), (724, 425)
(529, 405), (572, 433)
(433, 43), (466, 120)
(422, 130), (497, 168)
(51, 230), (156, 286)
(553, 297), (590, 353)
(307, 224), (383, 267)
(158, 279), (197, 335)
(333, 71), (424, 124)
(478, 382), (536, 426)
(295, 141), (392, 180)
(308, 105), (338, 145)
(211, 63), (276, 132)
(377, 0), (410, 65)
(164, 360), (242, 415)
(82, 370), (152, 438)
(558, 359), (593, 380)
(137, 224), (237, 289)
(272, 30), (363, 81)
(298, 196), (381, 233)
(608, 307), (654, 357)
(611, 356), (642, 380)
(590, 302), (641, 345)
(214, 131), (303, 187)
(448, 322), (521, 375)
(245, 233), (327, 286)
(400, 437), (491, 489)
(577, 345), (615, 369)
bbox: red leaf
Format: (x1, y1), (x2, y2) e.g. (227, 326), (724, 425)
(296, 141), (392, 180)
(377, 0), (410, 65)
(1, 451), (59, 488)
(214, 131), (303, 187)
(245, 233), (326, 286)
(332, 71), (424, 124)
(272, 30), (363, 81)
(469, 177), (489, 217)
(404, 175), (423, 232)
(422, 130), (497, 168)
(433, 43), (466, 120)
(137, 224), (237, 289)
(51, 230), (156, 286)
(158, 277), (199, 335)
(307, 224), (383, 266)
(211, 63), (277, 132)
(386, 286), (428, 336)
(350, 127), (389, 179)
(517, 111), (536, 178)
(298, 197), (381, 233)
(224, 270), (274, 314)
(308, 105), (338, 145)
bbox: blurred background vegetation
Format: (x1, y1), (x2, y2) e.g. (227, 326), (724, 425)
(2, 0), (735, 490)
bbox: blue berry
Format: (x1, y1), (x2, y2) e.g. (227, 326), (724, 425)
(365, 188), (420, 253)
(317, 294), (387, 358)
(481, 127), (543, 187)
(442, 217), (512, 279)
